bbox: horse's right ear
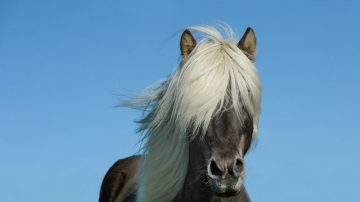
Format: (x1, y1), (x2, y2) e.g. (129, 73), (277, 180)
(180, 30), (197, 58)
(237, 27), (256, 61)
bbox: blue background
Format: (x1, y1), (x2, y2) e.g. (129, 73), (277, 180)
(1, 0), (359, 201)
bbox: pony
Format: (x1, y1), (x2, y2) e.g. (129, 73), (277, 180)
(99, 24), (261, 202)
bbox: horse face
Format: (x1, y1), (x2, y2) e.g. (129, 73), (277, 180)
(194, 109), (253, 197)
(179, 27), (257, 198)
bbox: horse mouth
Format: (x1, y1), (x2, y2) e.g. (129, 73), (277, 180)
(208, 178), (242, 197)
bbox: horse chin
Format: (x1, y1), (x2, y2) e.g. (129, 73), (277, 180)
(212, 187), (241, 197)
(214, 190), (240, 197)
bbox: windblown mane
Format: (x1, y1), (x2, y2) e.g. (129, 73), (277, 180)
(125, 25), (261, 202)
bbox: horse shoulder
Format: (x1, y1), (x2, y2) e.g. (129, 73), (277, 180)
(99, 155), (143, 202)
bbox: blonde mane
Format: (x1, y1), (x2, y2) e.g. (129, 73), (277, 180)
(125, 25), (262, 202)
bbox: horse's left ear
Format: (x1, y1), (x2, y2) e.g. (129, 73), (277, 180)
(180, 29), (197, 58)
(237, 27), (256, 61)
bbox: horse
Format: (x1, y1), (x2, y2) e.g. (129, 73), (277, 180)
(99, 25), (262, 202)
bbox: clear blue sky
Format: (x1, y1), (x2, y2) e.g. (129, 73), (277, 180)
(1, 0), (359, 201)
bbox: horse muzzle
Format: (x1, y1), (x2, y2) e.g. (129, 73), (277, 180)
(208, 176), (243, 197)
(206, 156), (244, 196)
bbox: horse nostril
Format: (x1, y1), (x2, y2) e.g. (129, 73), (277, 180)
(235, 158), (243, 167)
(209, 159), (223, 177)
